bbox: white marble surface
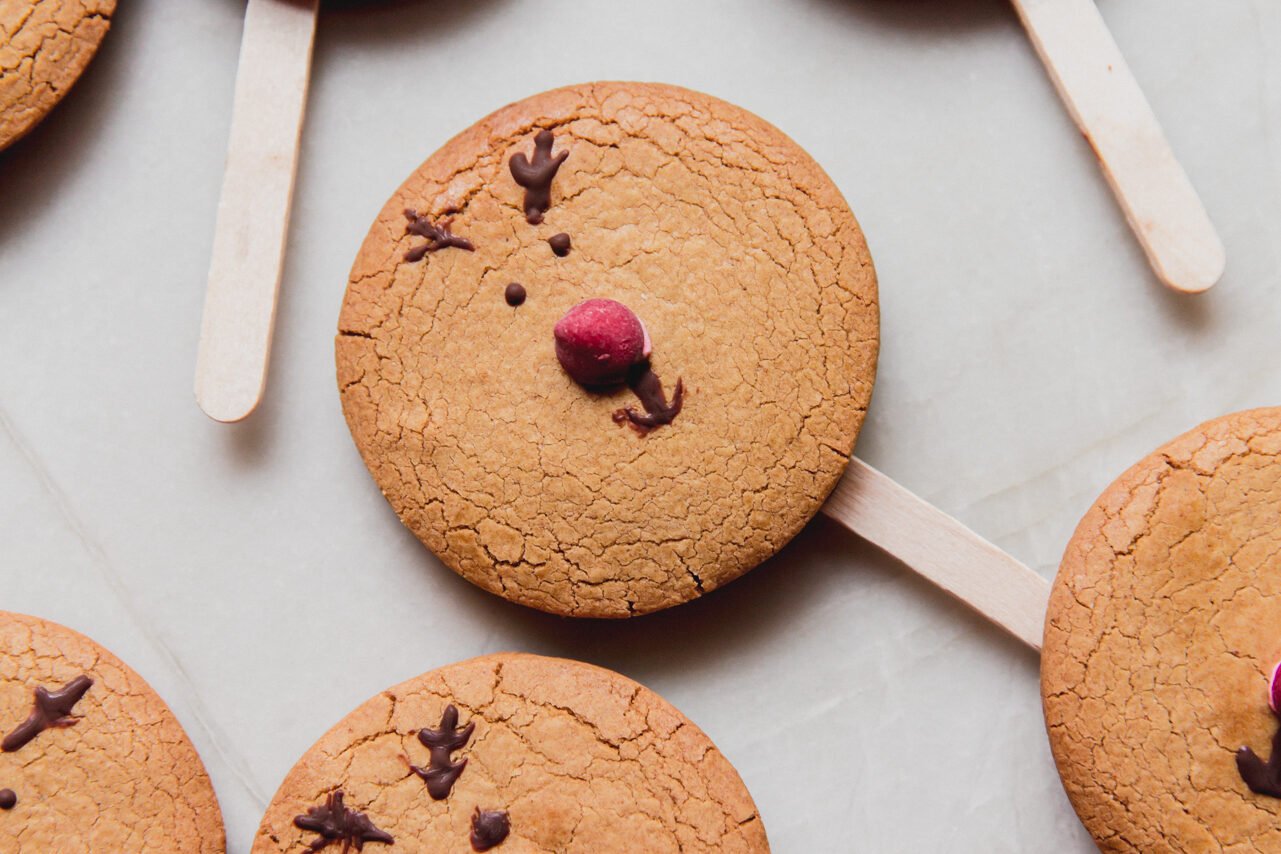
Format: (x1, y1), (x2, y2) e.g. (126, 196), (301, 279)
(2, 0), (1280, 850)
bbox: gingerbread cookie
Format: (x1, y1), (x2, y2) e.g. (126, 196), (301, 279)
(1043, 408), (1281, 851)
(0, 611), (224, 851)
(337, 82), (879, 617)
(253, 653), (768, 852)
(0, 0), (116, 151)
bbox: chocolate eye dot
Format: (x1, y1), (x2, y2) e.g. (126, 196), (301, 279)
(504, 283), (527, 307)
(0, 789), (16, 810)
(548, 233), (571, 257)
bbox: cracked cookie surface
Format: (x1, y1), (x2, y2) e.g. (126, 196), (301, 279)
(252, 653), (769, 852)
(0, 0), (115, 150)
(0, 611), (224, 852)
(1043, 408), (1281, 852)
(337, 82), (879, 618)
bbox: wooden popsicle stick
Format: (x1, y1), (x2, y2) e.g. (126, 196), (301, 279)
(821, 459), (1050, 651)
(1011, 0), (1225, 294)
(195, 0), (320, 422)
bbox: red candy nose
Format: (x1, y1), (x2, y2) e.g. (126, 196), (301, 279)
(554, 299), (651, 387)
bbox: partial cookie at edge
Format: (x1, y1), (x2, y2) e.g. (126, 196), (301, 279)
(0, 611), (225, 852)
(0, 0), (116, 150)
(253, 653), (769, 853)
(1043, 408), (1281, 852)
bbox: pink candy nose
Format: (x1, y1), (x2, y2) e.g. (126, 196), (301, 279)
(553, 298), (650, 387)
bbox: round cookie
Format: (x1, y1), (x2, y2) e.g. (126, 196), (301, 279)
(1042, 408), (1281, 851)
(0, 611), (224, 851)
(337, 82), (879, 617)
(253, 653), (768, 853)
(0, 0), (116, 151)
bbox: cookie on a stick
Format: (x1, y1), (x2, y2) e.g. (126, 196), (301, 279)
(830, 408), (1281, 847)
(338, 82), (879, 618)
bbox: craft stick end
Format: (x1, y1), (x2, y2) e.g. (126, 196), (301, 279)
(1155, 233), (1225, 295)
(195, 373), (264, 424)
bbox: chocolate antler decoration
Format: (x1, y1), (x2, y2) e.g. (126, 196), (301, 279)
(2, 675), (93, 752)
(294, 790), (393, 852)
(403, 209), (474, 262)
(613, 364), (684, 435)
(411, 704), (475, 799)
(509, 130), (568, 224)
(1238, 711), (1281, 798)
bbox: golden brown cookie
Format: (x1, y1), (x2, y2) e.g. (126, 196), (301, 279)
(1042, 407), (1281, 852)
(337, 82), (879, 617)
(0, 0), (115, 151)
(253, 653), (768, 853)
(0, 611), (224, 851)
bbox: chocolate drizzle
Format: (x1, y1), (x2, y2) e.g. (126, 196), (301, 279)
(1238, 711), (1281, 798)
(509, 130), (568, 224)
(411, 705), (474, 799)
(0, 790), (15, 810)
(294, 790), (393, 852)
(548, 233), (572, 257)
(403, 209), (474, 262)
(505, 283), (527, 307)
(612, 363), (684, 435)
(2, 675), (93, 753)
(469, 808), (510, 851)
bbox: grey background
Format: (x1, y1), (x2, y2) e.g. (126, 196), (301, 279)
(2, 0), (1279, 850)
